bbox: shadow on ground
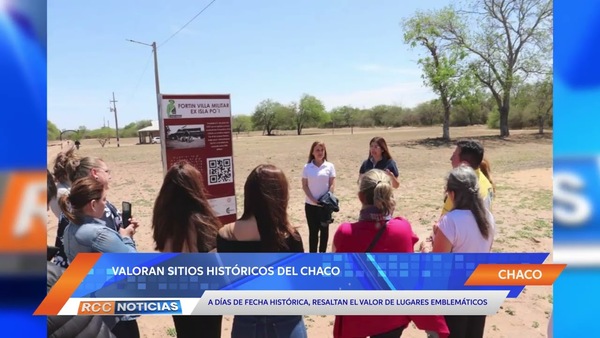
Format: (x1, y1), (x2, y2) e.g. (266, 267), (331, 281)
(393, 132), (553, 150)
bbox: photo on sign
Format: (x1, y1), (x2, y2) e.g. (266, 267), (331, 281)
(165, 124), (206, 150)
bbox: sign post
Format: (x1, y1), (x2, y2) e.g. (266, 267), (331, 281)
(158, 94), (236, 224)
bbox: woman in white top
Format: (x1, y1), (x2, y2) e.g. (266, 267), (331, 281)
(433, 164), (495, 338)
(302, 141), (336, 253)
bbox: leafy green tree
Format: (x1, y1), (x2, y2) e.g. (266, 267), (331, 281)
(531, 77), (553, 134)
(295, 94), (326, 135)
(511, 77), (553, 132)
(452, 91), (489, 126)
(275, 103), (297, 131)
(232, 115), (253, 135)
(77, 125), (88, 139)
(438, 0), (552, 136)
(47, 120), (60, 140)
(252, 100), (280, 136)
(380, 105), (406, 127)
(413, 100), (443, 126)
(120, 120), (152, 138)
(403, 8), (473, 140)
(329, 107), (346, 128)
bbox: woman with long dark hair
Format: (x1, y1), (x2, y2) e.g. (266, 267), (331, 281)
(217, 164), (306, 338)
(152, 161), (223, 338)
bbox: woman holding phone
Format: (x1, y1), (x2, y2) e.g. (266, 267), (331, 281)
(59, 176), (140, 338)
(52, 153), (140, 267)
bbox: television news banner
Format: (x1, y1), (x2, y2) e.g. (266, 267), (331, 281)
(35, 95), (564, 322)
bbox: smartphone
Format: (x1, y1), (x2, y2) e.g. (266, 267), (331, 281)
(122, 201), (132, 228)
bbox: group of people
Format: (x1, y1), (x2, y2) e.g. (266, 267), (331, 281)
(47, 136), (496, 338)
(301, 137), (496, 338)
(47, 149), (141, 338)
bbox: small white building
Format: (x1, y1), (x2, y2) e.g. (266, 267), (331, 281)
(137, 120), (160, 144)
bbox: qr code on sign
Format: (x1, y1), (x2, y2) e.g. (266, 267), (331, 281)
(207, 156), (233, 185)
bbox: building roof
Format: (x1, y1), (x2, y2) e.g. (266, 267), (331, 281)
(138, 120), (160, 133)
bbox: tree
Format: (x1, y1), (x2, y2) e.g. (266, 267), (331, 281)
(342, 107), (359, 134)
(512, 78), (553, 133)
(47, 120), (60, 140)
(232, 115), (253, 136)
(252, 100), (281, 136)
(296, 94), (326, 135)
(440, 0), (552, 136)
(452, 90), (490, 126)
(121, 120), (152, 138)
(381, 105), (406, 127)
(413, 100), (443, 126)
(77, 125), (88, 139)
(277, 103), (299, 131)
(533, 77), (552, 134)
(403, 8), (474, 140)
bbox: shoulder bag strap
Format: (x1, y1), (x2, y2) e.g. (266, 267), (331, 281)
(366, 220), (388, 252)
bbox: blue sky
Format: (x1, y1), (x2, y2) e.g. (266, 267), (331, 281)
(48, 0), (452, 130)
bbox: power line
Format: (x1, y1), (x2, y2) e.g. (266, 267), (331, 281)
(158, 0), (218, 48)
(127, 50), (154, 102)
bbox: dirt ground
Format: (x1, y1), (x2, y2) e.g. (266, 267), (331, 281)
(47, 125), (553, 338)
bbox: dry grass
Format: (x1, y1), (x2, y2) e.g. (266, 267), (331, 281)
(47, 125), (553, 338)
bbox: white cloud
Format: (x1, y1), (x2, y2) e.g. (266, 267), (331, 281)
(320, 81), (437, 110)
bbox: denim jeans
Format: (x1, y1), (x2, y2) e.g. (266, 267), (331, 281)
(231, 315), (307, 338)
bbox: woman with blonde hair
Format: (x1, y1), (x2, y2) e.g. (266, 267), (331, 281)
(52, 153), (136, 267)
(333, 169), (449, 338)
(49, 147), (78, 218)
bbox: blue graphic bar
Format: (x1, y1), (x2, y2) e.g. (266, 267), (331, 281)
(71, 253), (549, 299)
(554, 0), (600, 336)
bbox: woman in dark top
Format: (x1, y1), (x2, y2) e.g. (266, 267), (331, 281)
(358, 136), (400, 189)
(153, 161), (223, 338)
(217, 164), (307, 338)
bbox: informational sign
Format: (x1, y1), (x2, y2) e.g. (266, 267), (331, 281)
(158, 94), (236, 225)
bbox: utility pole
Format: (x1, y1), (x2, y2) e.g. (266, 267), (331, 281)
(127, 39), (164, 170)
(126, 39), (161, 124)
(110, 92), (120, 147)
(152, 42), (161, 117)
